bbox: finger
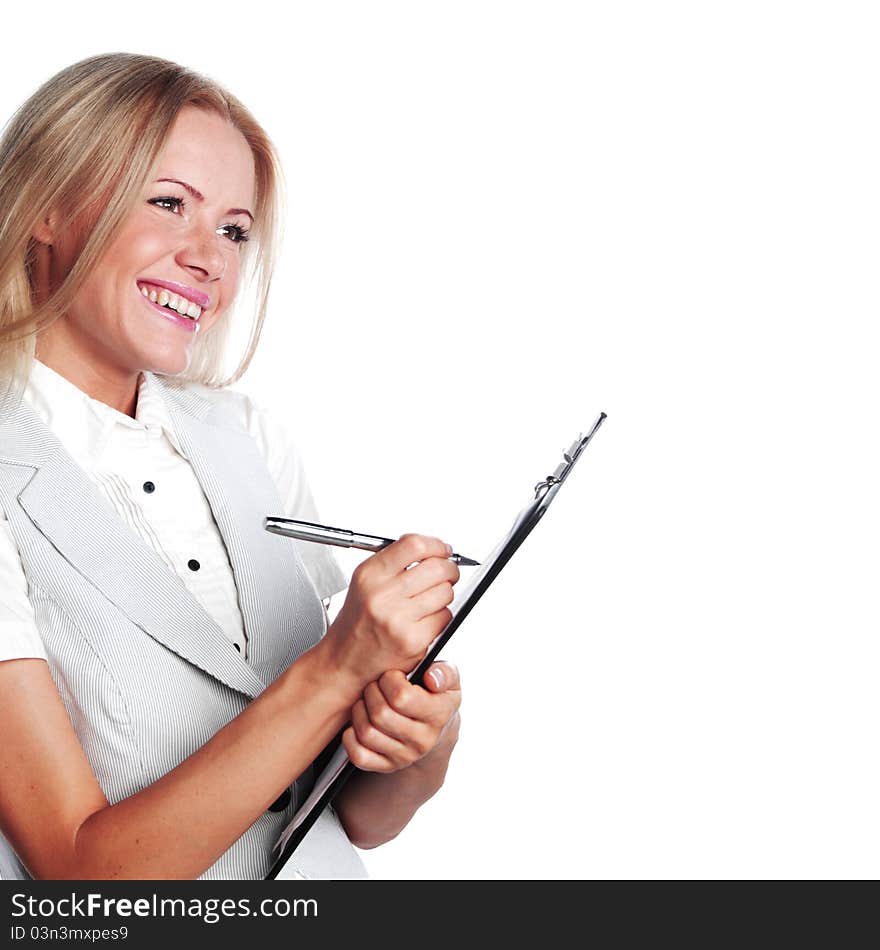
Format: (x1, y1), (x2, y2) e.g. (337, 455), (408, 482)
(423, 662), (461, 693)
(407, 581), (455, 623)
(363, 678), (426, 735)
(351, 696), (413, 761)
(370, 534), (453, 578)
(362, 679), (441, 759)
(376, 670), (459, 728)
(397, 556), (461, 598)
(342, 726), (396, 773)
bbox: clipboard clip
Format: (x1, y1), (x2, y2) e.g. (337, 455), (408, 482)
(533, 412), (607, 499)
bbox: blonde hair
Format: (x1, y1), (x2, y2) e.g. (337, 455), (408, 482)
(0, 52), (283, 406)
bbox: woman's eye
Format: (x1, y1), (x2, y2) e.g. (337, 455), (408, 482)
(148, 196), (184, 214)
(217, 224), (250, 245)
(148, 197), (248, 244)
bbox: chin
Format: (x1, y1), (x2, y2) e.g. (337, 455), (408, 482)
(136, 345), (194, 378)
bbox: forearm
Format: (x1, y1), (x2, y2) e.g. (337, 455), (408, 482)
(67, 641), (363, 880)
(334, 711), (460, 850)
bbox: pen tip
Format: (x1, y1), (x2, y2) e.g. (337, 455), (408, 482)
(455, 555), (481, 566)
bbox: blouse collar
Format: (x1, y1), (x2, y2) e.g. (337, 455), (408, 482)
(24, 359), (184, 469)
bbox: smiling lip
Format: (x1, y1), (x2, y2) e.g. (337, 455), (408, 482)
(136, 278), (211, 310)
(139, 290), (199, 332)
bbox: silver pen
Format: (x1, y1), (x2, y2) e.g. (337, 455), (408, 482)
(264, 517), (481, 566)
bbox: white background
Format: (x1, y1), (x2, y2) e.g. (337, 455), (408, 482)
(3, 2), (878, 878)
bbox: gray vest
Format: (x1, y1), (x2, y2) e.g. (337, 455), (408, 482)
(0, 375), (366, 879)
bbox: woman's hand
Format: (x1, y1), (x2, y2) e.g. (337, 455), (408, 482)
(341, 662), (462, 773)
(322, 534), (460, 687)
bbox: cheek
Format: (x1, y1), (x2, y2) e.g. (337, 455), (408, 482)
(82, 222), (173, 294)
(109, 224), (171, 272)
(217, 257), (243, 309)
(197, 258), (242, 334)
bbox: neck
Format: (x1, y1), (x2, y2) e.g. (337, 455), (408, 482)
(35, 333), (141, 419)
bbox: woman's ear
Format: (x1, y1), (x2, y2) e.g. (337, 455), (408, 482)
(32, 209), (60, 246)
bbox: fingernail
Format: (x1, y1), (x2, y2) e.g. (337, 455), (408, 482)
(445, 543), (453, 556)
(428, 667), (445, 689)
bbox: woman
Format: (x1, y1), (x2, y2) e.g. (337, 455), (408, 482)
(0, 53), (462, 880)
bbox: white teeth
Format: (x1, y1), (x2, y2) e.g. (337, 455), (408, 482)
(139, 283), (202, 320)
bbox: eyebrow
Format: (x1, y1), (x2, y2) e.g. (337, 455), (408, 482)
(155, 178), (254, 223)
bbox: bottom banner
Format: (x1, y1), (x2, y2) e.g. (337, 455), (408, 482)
(1, 881), (875, 945)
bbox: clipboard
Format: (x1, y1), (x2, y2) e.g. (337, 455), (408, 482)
(266, 412), (607, 879)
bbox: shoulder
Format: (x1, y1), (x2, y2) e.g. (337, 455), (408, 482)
(167, 379), (292, 454)
(169, 379), (310, 493)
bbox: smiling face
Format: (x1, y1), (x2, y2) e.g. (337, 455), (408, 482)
(34, 106), (257, 406)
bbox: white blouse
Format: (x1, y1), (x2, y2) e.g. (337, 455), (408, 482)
(0, 358), (349, 663)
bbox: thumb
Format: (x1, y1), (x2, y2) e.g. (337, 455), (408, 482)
(423, 662), (460, 693)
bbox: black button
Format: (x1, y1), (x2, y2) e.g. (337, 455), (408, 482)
(234, 643), (241, 653)
(188, 559), (200, 571)
(268, 788), (291, 812)
(143, 481), (155, 493)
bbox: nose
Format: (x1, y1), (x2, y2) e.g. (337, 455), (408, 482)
(175, 224), (227, 282)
